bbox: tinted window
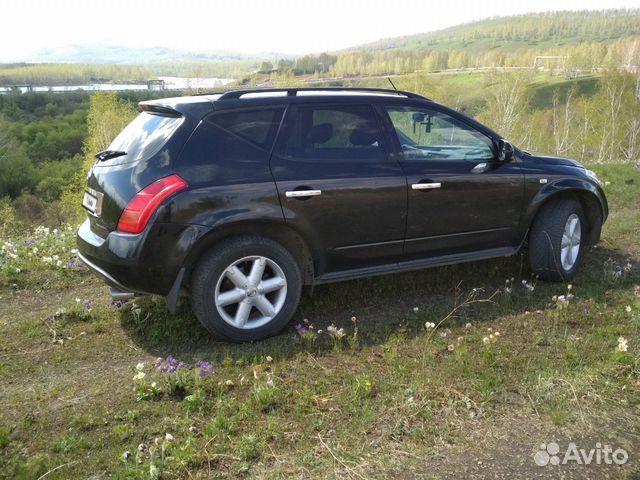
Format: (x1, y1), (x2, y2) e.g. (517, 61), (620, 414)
(176, 120), (274, 186)
(211, 108), (284, 150)
(106, 112), (182, 164)
(386, 107), (494, 162)
(282, 105), (385, 161)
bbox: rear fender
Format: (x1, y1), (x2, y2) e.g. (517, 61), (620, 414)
(178, 218), (320, 287)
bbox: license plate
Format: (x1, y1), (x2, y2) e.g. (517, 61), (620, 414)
(82, 191), (98, 214)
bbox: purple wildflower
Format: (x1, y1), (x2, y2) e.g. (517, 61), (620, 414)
(295, 321), (317, 336)
(195, 360), (216, 377)
(24, 239), (36, 246)
(157, 355), (188, 374)
(111, 299), (129, 309)
(83, 299), (93, 311)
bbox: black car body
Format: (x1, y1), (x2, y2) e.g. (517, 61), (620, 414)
(77, 87), (607, 341)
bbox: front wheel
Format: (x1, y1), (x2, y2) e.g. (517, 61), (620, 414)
(529, 199), (586, 282)
(191, 236), (302, 342)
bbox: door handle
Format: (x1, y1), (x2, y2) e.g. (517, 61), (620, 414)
(411, 182), (441, 190)
(470, 162), (490, 174)
(285, 189), (322, 198)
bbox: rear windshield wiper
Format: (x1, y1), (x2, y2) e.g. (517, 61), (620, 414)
(95, 150), (127, 161)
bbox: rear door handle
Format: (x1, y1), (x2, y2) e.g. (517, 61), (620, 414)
(285, 189), (322, 198)
(411, 182), (441, 190)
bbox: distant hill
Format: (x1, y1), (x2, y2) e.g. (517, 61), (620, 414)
(24, 45), (287, 65)
(350, 9), (640, 54)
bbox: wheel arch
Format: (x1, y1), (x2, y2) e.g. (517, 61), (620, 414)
(182, 220), (318, 288)
(524, 180), (605, 247)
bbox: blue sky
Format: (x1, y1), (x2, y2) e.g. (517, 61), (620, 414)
(0, 0), (638, 61)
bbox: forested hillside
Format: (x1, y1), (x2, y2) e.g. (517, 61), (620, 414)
(325, 10), (640, 76)
(358, 9), (640, 52)
(0, 91), (175, 228)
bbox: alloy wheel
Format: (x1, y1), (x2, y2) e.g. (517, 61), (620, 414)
(214, 255), (288, 329)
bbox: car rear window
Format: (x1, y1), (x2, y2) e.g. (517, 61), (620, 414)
(101, 112), (183, 165)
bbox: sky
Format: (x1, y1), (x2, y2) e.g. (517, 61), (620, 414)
(0, 0), (638, 61)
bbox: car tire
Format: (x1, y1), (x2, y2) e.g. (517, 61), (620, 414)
(191, 235), (302, 342)
(529, 199), (586, 282)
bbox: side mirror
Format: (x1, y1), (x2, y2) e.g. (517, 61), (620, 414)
(412, 113), (432, 134)
(498, 139), (514, 162)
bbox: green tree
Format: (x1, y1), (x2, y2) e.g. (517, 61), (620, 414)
(0, 117), (35, 198)
(82, 92), (137, 173)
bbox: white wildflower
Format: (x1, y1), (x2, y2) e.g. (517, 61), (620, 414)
(133, 371), (146, 381)
(617, 337), (628, 352)
(327, 324), (346, 339)
(425, 321), (436, 329)
(136, 362), (145, 371)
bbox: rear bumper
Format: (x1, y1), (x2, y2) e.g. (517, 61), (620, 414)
(76, 219), (199, 296)
(77, 219), (158, 294)
(77, 250), (133, 293)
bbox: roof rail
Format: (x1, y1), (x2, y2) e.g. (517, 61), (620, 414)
(217, 87), (429, 101)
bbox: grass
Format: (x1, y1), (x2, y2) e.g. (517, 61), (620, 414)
(1, 164), (639, 479)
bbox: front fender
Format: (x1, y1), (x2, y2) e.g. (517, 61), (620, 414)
(522, 177), (608, 238)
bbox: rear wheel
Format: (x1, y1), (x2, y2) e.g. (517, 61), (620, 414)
(529, 199), (586, 281)
(191, 236), (302, 342)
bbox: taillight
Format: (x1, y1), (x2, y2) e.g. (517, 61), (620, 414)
(117, 175), (188, 234)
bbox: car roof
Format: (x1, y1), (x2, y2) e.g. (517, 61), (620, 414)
(139, 87), (434, 118)
(207, 87), (430, 108)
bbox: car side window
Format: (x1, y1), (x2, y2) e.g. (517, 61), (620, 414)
(281, 105), (386, 161)
(385, 106), (494, 162)
(210, 107), (284, 150)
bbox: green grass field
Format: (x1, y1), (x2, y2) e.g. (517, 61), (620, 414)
(1, 164), (639, 479)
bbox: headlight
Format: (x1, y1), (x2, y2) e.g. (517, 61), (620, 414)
(585, 169), (601, 185)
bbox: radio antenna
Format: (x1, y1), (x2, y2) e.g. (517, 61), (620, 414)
(387, 78), (397, 90)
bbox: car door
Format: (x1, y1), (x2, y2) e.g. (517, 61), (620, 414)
(381, 104), (524, 258)
(270, 103), (407, 274)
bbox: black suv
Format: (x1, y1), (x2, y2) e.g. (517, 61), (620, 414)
(77, 87), (607, 341)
